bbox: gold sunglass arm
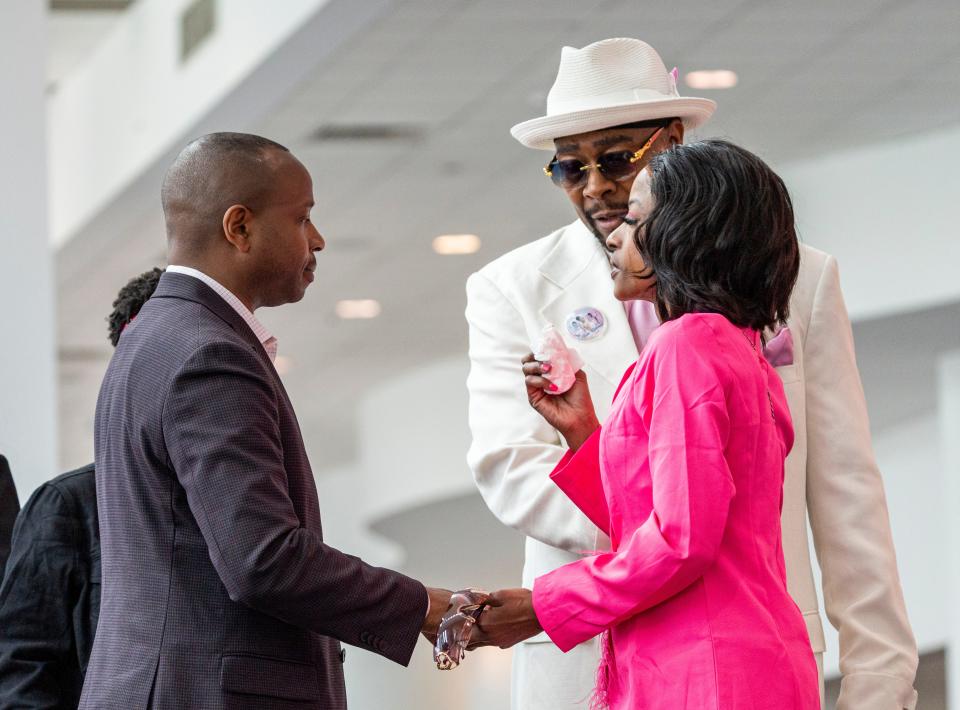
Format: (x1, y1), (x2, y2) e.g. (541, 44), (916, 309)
(629, 127), (664, 163)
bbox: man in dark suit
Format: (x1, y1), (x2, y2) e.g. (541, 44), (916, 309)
(80, 133), (451, 710)
(0, 268), (162, 709)
(0, 455), (18, 574)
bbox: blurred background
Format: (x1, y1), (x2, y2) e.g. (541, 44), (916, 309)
(1, 0), (958, 707)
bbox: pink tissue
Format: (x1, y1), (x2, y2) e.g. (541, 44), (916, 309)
(535, 325), (584, 395)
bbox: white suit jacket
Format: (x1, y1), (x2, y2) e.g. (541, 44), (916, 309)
(466, 219), (918, 710)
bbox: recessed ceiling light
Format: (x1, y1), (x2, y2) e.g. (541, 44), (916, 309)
(336, 299), (381, 319)
(309, 124), (422, 143)
(684, 70), (738, 90)
(274, 355), (293, 375)
(432, 234), (481, 255)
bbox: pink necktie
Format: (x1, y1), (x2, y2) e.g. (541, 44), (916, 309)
(623, 299), (661, 354)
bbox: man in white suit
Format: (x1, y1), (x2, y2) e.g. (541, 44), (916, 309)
(466, 38), (918, 709)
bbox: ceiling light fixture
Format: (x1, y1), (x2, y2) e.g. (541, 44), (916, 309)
(273, 355), (293, 375)
(432, 234), (481, 255)
(336, 299), (381, 319)
(684, 70), (738, 90)
(309, 124), (422, 143)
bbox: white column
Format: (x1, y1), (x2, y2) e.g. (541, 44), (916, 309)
(0, 1), (57, 500)
(941, 349), (960, 708)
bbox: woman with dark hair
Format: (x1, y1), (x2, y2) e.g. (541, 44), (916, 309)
(515, 140), (818, 708)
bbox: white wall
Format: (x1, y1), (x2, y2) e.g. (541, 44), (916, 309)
(48, 0), (395, 247)
(0, 1), (58, 500)
(357, 358), (476, 522)
(778, 124), (960, 321)
(940, 351), (960, 707)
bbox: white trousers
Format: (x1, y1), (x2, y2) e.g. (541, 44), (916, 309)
(511, 640), (825, 709)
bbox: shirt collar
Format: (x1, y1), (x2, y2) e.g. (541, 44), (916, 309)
(165, 265), (278, 362)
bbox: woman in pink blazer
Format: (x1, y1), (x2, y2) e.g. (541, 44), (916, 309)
(509, 140), (819, 709)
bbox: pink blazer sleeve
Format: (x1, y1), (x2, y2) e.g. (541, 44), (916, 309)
(549, 428), (609, 536)
(533, 326), (735, 652)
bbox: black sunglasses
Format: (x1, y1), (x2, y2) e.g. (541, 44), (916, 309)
(544, 127), (664, 189)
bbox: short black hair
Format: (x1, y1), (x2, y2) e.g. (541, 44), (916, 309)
(161, 133), (289, 215)
(161, 132), (291, 254)
(637, 139), (800, 332)
(107, 268), (164, 347)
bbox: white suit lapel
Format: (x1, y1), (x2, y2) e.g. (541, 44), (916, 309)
(538, 220), (638, 386)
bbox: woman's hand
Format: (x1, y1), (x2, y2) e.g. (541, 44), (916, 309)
(522, 353), (600, 451)
(467, 588), (542, 650)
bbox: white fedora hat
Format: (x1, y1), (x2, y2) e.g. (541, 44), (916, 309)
(511, 38), (716, 150)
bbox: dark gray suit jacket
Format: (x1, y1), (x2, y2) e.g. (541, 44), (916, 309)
(81, 273), (427, 710)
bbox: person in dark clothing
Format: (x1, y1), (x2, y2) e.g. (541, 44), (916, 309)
(0, 464), (99, 710)
(106, 267), (164, 347)
(0, 455), (19, 573)
(0, 268), (163, 710)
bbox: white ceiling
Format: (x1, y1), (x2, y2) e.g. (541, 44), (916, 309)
(47, 7), (126, 89)
(55, 0), (960, 475)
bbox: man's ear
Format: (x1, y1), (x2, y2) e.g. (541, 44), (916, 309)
(222, 204), (253, 253)
(668, 118), (685, 146)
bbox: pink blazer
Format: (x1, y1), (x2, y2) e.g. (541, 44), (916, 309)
(533, 313), (818, 710)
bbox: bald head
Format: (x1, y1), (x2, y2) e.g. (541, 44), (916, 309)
(161, 132), (291, 255)
(160, 132), (324, 311)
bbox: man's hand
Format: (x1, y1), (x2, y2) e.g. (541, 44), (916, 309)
(468, 587), (542, 649)
(522, 353), (600, 451)
(421, 587), (453, 644)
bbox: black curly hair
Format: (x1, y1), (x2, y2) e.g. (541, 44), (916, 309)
(107, 268), (164, 346)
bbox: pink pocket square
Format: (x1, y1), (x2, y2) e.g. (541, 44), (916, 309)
(763, 327), (794, 368)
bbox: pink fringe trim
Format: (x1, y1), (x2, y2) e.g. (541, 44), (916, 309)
(590, 630), (614, 710)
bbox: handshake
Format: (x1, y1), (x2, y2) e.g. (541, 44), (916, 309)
(421, 587), (542, 670)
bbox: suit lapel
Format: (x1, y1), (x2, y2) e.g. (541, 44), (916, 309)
(538, 221), (639, 386)
(151, 272), (277, 374)
(153, 273), (307, 433)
